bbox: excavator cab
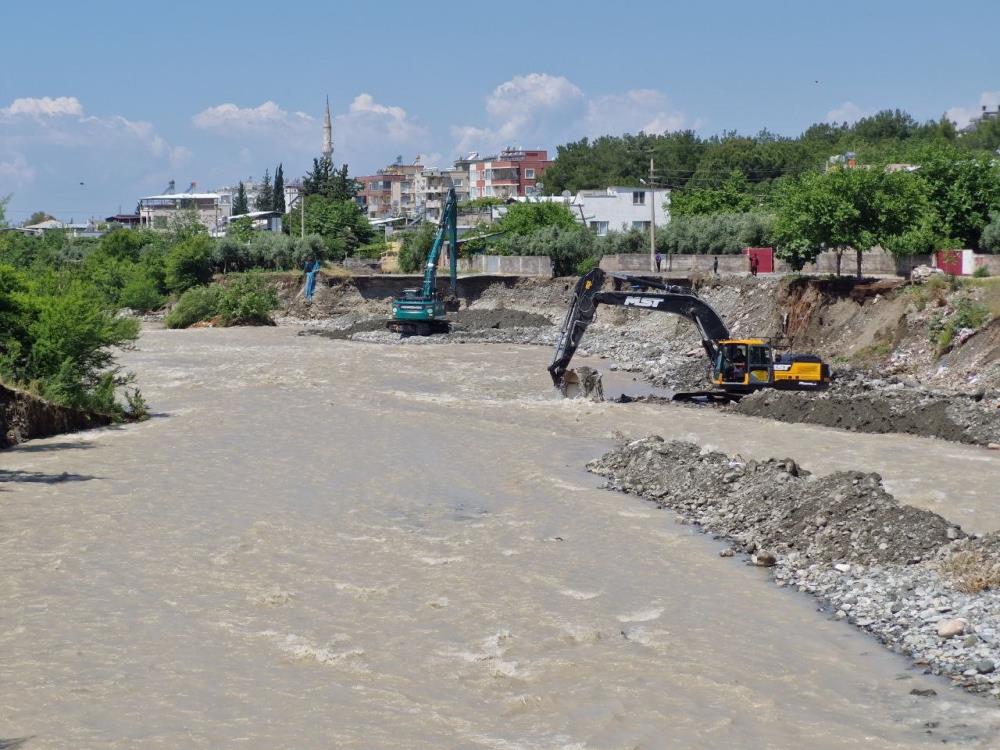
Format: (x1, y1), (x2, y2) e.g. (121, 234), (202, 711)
(712, 340), (774, 391)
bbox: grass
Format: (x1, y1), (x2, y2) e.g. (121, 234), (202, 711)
(940, 549), (1000, 594)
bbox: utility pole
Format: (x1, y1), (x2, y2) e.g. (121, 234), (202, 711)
(300, 190), (305, 238)
(649, 157), (656, 273)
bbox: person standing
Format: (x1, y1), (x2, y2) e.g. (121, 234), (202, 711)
(713, 256), (719, 276)
(655, 251), (663, 273)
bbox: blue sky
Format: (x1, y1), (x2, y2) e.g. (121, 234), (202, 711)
(1, 0), (996, 223)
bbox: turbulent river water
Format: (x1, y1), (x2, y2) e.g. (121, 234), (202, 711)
(4, 326), (1000, 749)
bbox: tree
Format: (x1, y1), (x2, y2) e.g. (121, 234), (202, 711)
(908, 145), (1000, 249)
(495, 201), (579, 237)
(670, 172), (758, 216)
(164, 235), (214, 292)
(773, 168), (929, 276)
(26, 211), (56, 226)
(982, 213), (1000, 254)
(284, 194), (373, 259)
(273, 164), (286, 214)
(228, 216), (254, 243)
(302, 157), (357, 200)
(254, 169), (274, 211)
(0, 194), (9, 227)
(232, 181), (249, 216)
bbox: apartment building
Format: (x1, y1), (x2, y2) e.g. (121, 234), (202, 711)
(570, 186), (671, 236)
(137, 192), (226, 232)
(465, 148), (552, 200)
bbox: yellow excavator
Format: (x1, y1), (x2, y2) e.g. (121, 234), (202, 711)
(548, 269), (830, 401)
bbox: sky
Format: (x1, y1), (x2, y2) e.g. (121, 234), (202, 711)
(0, 0), (997, 224)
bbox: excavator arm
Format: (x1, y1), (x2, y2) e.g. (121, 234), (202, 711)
(547, 268), (730, 389)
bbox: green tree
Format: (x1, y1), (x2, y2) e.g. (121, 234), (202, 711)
(302, 157), (357, 200)
(228, 216), (254, 243)
(232, 181), (249, 215)
(284, 194), (373, 259)
(0, 194), (10, 227)
(254, 169), (274, 211)
(982, 213), (1000, 254)
(273, 164), (286, 213)
(26, 211), (56, 226)
(908, 145), (1000, 249)
(670, 172), (758, 216)
(397, 222), (437, 273)
(773, 168), (929, 275)
(164, 235), (214, 292)
(495, 201), (578, 237)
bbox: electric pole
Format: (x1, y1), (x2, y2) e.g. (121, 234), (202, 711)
(649, 157), (656, 273)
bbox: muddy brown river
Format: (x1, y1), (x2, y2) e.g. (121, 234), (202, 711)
(4, 327), (1000, 748)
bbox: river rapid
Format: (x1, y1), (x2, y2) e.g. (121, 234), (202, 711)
(3, 326), (1000, 749)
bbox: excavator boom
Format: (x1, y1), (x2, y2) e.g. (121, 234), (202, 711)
(548, 268), (729, 388)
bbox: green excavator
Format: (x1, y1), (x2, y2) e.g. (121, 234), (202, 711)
(386, 187), (460, 336)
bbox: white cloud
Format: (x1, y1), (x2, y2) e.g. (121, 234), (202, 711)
(825, 101), (867, 124)
(946, 91), (1000, 129)
(0, 155), (35, 185)
(192, 101), (314, 132)
(0, 96), (83, 119)
(585, 89), (689, 137)
(339, 93), (427, 144)
(452, 75), (692, 155)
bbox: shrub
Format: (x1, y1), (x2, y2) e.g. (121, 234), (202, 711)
(164, 235), (214, 292)
(117, 268), (163, 312)
(164, 285), (221, 329)
(398, 223), (437, 273)
(973, 265), (991, 278)
(216, 273), (279, 325)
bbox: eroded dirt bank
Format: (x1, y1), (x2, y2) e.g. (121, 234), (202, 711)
(0, 384), (111, 449)
(589, 436), (1000, 696)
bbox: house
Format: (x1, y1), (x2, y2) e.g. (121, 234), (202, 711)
(19, 219), (102, 238)
(105, 214), (142, 228)
(227, 210), (283, 234)
(570, 186), (671, 236)
(138, 192), (225, 233)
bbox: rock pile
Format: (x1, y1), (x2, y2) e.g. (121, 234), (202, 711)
(588, 436), (1000, 696)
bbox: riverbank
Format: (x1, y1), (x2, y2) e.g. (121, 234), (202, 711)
(0, 384), (112, 449)
(589, 436), (1000, 696)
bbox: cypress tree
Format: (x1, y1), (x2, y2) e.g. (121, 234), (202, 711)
(232, 181), (249, 215)
(255, 169), (273, 211)
(273, 164), (285, 213)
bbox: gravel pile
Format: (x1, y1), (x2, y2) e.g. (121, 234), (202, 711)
(736, 372), (1000, 446)
(588, 436), (1000, 695)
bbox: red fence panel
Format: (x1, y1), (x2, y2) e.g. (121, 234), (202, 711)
(743, 247), (774, 273)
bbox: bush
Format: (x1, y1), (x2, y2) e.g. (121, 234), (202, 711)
(165, 235), (214, 292)
(982, 213), (1000, 254)
(973, 265), (991, 278)
(117, 267), (164, 311)
(0, 271), (140, 414)
(164, 284), (222, 329)
(217, 273), (279, 325)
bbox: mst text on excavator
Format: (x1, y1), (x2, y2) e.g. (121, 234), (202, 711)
(548, 268), (831, 401)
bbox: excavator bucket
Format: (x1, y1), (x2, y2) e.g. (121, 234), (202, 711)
(560, 366), (604, 401)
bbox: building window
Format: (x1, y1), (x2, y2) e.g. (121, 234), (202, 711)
(632, 191), (645, 205)
(632, 221), (651, 231)
(589, 221), (609, 236)
(524, 168), (535, 179)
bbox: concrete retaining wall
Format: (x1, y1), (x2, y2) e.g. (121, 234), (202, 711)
(601, 250), (932, 277)
(451, 255), (553, 276)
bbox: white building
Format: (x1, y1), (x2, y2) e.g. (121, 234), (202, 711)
(570, 186), (671, 236)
